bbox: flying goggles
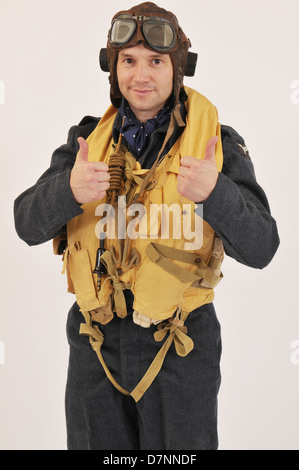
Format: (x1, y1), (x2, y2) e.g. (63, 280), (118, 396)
(109, 14), (178, 51)
(100, 14), (197, 77)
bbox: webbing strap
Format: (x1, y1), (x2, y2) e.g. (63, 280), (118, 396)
(79, 311), (130, 396)
(131, 311), (193, 402)
(146, 242), (223, 287)
(79, 309), (193, 403)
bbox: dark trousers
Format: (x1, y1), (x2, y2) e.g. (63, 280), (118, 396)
(65, 291), (222, 450)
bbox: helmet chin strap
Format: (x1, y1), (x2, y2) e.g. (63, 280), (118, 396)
(173, 102), (185, 128)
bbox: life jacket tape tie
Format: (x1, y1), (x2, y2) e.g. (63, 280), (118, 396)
(100, 249), (131, 318)
(154, 313), (194, 358)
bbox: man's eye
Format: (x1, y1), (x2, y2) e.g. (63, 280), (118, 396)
(153, 59), (161, 65)
(124, 58), (134, 64)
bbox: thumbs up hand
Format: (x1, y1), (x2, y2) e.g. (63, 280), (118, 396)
(70, 137), (110, 204)
(177, 136), (219, 203)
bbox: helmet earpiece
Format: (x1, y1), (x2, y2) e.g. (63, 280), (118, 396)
(99, 48), (109, 73)
(99, 48), (198, 77)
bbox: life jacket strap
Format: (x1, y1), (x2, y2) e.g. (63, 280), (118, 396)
(79, 311), (130, 396)
(145, 238), (224, 288)
(79, 308), (193, 403)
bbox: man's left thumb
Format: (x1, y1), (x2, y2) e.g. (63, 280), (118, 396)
(204, 136), (219, 161)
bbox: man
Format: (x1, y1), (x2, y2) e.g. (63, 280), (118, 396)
(14, 2), (279, 450)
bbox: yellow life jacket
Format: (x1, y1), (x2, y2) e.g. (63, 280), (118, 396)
(56, 86), (225, 401)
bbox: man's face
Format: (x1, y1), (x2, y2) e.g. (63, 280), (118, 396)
(116, 44), (174, 122)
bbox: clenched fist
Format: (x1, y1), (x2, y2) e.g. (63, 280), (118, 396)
(70, 137), (110, 204)
(177, 136), (219, 202)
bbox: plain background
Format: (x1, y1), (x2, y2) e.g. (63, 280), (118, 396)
(0, 0), (298, 450)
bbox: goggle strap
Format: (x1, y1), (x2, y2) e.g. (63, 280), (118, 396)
(131, 15), (151, 22)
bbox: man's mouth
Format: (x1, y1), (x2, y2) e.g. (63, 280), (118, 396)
(132, 89), (154, 95)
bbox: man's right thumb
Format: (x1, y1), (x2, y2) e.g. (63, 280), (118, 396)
(76, 137), (89, 162)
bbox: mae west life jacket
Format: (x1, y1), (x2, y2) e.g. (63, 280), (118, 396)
(54, 86), (225, 401)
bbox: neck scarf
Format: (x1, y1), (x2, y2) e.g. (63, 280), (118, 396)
(119, 96), (173, 158)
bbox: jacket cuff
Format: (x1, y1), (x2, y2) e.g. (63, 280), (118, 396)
(51, 169), (84, 224)
(200, 172), (237, 227)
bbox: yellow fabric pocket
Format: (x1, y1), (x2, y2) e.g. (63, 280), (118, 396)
(68, 243), (100, 312)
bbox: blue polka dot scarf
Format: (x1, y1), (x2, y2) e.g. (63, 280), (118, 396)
(119, 96), (173, 159)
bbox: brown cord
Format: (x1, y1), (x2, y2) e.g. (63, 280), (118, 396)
(106, 126), (125, 206)
(104, 109), (180, 271)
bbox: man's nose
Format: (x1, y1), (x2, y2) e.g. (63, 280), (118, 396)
(133, 62), (150, 83)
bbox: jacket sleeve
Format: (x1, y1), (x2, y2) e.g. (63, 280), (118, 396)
(13, 116), (100, 246)
(202, 125), (280, 269)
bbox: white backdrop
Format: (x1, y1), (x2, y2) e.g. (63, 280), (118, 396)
(0, 0), (298, 450)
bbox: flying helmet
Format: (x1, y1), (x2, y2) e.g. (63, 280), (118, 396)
(99, 2), (197, 126)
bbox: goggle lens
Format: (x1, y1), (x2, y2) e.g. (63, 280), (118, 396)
(110, 19), (136, 45)
(142, 22), (175, 50)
